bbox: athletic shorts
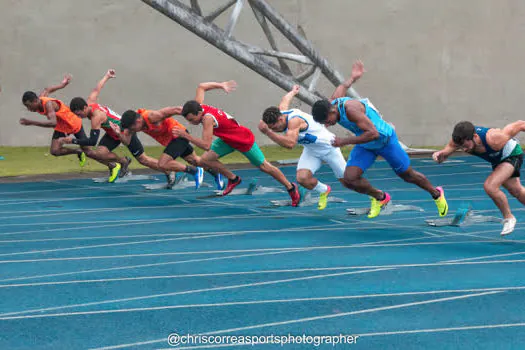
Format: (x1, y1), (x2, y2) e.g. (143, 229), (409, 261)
(163, 137), (194, 159)
(211, 138), (265, 167)
(98, 133), (145, 158)
(494, 154), (523, 178)
(297, 147), (346, 179)
(52, 126), (86, 140)
(347, 131), (410, 174)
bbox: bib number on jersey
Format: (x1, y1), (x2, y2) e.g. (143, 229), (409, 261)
(299, 133), (318, 144)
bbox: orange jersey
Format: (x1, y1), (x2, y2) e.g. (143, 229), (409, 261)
(138, 109), (186, 147)
(39, 97), (82, 134)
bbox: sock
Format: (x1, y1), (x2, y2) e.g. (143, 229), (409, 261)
(380, 191), (386, 201)
(185, 165), (198, 175)
(313, 181), (328, 194)
(432, 188), (441, 200)
(207, 168), (219, 177)
(287, 183), (296, 193)
(230, 175), (240, 183)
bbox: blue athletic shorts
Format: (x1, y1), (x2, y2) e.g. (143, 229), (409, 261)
(347, 131), (410, 174)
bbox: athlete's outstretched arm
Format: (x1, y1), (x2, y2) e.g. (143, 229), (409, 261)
(330, 60), (365, 100)
(39, 74), (72, 97)
(259, 117), (302, 149)
(146, 107), (183, 124)
(194, 81), (237, 104)
(432, 140), (458, 163)
(173, 115), (215, 151)
(279, 85), (300, 111)
(20, 100), (58, 128)
(332, 100), (379, 147)
(87, 69), (116, 104)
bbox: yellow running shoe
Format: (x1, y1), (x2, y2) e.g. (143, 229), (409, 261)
(108, 163), (121, 183)
(78, 152), (87, 167)
(434, 186), (448, 217)
(318, 185), (332, 210)
(368, 192), (391, 218)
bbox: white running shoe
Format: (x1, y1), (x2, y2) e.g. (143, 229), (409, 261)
(501, 216), (516, 236)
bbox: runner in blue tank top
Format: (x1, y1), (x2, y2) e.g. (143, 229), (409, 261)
(434, 121), (525, 236)
(311, 60), (448, 218)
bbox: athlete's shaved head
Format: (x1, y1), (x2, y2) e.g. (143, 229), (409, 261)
(452, 121), (475, 145)
(121, 110), (141, 131)
(70, 97), (89, 118)
(312, 99), (338, 126)
(22, 91), (40, 112)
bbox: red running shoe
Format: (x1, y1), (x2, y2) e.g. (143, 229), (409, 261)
(289, 183), (301, 207)
(222, 176), (242, 196)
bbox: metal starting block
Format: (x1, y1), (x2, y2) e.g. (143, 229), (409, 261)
(270, 191), (345, 207)
(426, 209), (502, 227)
(93, 172), (157, 183)
(214, 179), (285, 196)
(346, 203), (424, 216)
(143, 174), (211, 191)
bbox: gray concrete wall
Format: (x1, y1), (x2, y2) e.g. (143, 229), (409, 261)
(1, 0), (525, 147)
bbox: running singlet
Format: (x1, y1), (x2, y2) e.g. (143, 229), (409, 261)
(332, 97), (394, 150)
(282, 109), (335, 153)
(137, 109), (186, 147)
(201, 104), (255, 152)
(39, 97), (82, 134)
(91, 103), (121, 140)
(472, 126), (523, 165)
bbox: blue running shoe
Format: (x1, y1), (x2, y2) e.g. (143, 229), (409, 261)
(214, 173), (225, 190)
(194, 167), (204, 189)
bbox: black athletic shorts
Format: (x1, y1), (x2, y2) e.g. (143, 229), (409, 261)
(98, 133), (145, 158)
(493, 154), (523, 178)
(52, 126), (87, 140)
(163, 137), (194, 159)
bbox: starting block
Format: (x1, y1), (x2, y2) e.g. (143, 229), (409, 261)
(143, 173), (211, 191)
(214, 179), (285, 196)
(426, 208), (502, 227)
(93, 172), (157, 183)
(346, 203), (424, 216)
(270, 189), (345, 207)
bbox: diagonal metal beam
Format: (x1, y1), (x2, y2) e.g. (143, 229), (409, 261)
(250, 5), (293, 75)
(249, 48), (313, 65)
(248, 0), (360, 98)
(189, 0), (202, 16)
(224, 0), (245, 38)
(142, 0), (323, 104)
(204, 0), (237, 22)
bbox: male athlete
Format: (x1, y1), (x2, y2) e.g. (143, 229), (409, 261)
(259, 85), (346, 210)
(119, 107), (224, 190)
(58, 69), (130, 182)
(433, 121), (525, 235)
(311, 60), (448, 218)
(177, 80), (301, 206)
(20, 74), (103, 167)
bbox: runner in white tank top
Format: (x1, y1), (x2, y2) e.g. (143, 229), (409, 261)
(259, 85), (347, 210)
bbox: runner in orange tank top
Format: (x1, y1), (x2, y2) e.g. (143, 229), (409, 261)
(20, 74), (107, 168)
(119, 106), (224, 190)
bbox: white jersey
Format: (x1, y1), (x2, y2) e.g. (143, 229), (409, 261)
(282, 109), (335, 154)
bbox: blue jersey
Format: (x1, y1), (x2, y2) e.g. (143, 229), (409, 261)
(332, 97), (394, 150)
(472, 126), (521, 165)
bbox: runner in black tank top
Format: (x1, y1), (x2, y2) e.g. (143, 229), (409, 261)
(433, 121), (525, 236)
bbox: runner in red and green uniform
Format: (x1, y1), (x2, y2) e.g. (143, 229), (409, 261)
(177, 80), (301, 206)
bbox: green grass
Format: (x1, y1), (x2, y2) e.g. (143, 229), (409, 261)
(0, 145), (357, 177)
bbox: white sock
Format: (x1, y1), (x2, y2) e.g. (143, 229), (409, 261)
(313, 181), (328, 194)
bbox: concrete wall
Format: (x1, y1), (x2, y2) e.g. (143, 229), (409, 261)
(1, 0), (525, 146)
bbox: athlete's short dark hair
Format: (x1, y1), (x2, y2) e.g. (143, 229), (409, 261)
(311, 99), (332, 123)
(69, 97), (88, 113)
(121, 110), (140, 130)
(452, 121), (475, 145)
(22, 91), (38, 104)
(262, 106), (281, 125)
(181, 100), (202, 117)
